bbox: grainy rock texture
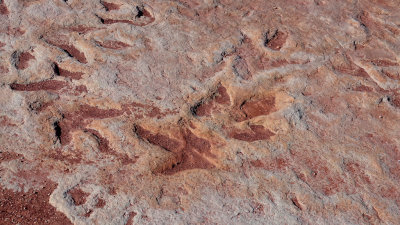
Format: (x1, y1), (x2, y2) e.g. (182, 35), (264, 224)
(1, 0), (400, 224)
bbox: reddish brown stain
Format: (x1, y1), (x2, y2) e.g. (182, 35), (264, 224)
(0, 182), (72, 225)
(75, 85), (88, 93)
(123, 102), (149, 111)
(46, 149), (83, 165)
(68, 25), (96, 34)
(0, 65), (8, 73)
(119, 154), (138, 165)
(68, 187), (89, 206)
(195, 100), (213, 117)
(355, 67), (371, 77)
(251, 156), (289, 171)
(250, 147), (350, 196)
(265, 30), (287, 51)
(236, 35), (270, 72)
(333, 60), (370, 78)
(193, 84), (230, 117)
(55, 63), (84, 80)
(106, 186), (117, 196)
(0, 1), (9, 15)
(0, 151), (22, 162)
(126, 211), (137, 225)
(270, 59), (289, 67)
(0, 116), (17, 127)
(102, 19), (131, 25)
(13, 168), (51, 191)
(183, 129), (212, 156)
(353, 85), (373, 92)
(0, 42), (5, 48)
(268, 59), (308, 69)
(83, 209), (93, 218)
(214, 85), (230, 105)
(141, 8), (152, 18)
(101, 1), (121, 11)
(47, 40), (87, 64)
(145, 106), (163, 118)
(379, 185), (400, 207)
(315, 95), (347, 115)
(250, 159), (264, 168)
(358, 11), (374, 30)
(360, 135), (400, 187)
(95, 198), (106, 208)
(322, 176), (347, 196)
(251, 202), (264, 214)
(10, 80), (67, 91)
(60, 44), (87, 63)
(58, 105), (123, 145)
(103, 19), (137, 25)
(96, 40), (131, 50)
(135, 126), (215, 174)
(84, 129), (113, 154)
(170, 128), (215, 174)
(135, 125), (181, 152)
(239, 96), (275, 121)
(29, 100), (54, 112)
(230, 125), (275, 142)
(383, 70), (399, 80)
(83, 128), (137, 165)
(80, 105), (123, 119)
(16, 52), (35, 70)
(370, 59), (398, 67)
(290, 149), (347, 196)
(122, 102), (177, 119)
(391, 94), (400, 108)
(345, 161), (372, 185)
(164, 146), (214, 174)
(6, 27), (25, 36)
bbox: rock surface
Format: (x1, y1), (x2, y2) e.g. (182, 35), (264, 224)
(0, 0), (400, 224)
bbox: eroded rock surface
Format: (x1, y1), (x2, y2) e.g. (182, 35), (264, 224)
(1, 0), (400, 224)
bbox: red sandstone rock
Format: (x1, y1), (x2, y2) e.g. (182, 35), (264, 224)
(1, 0), (400, 224)
(10, 80), (67, 91)
(54, 63), (84, 80)
(0, 1), (8, 15)
(265, 30), (288, 51)
(101, 1), (121, 11)
(68, 187), (89, 206)
(95, 198), (106, 208)
(230, 125), (275, 142)
(0, 181), (72, 225)
(45, 39), (87, 64)
(16, 51), (35, 70)
(96, 40), (131, 50)
(239, 96), (276, 120)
